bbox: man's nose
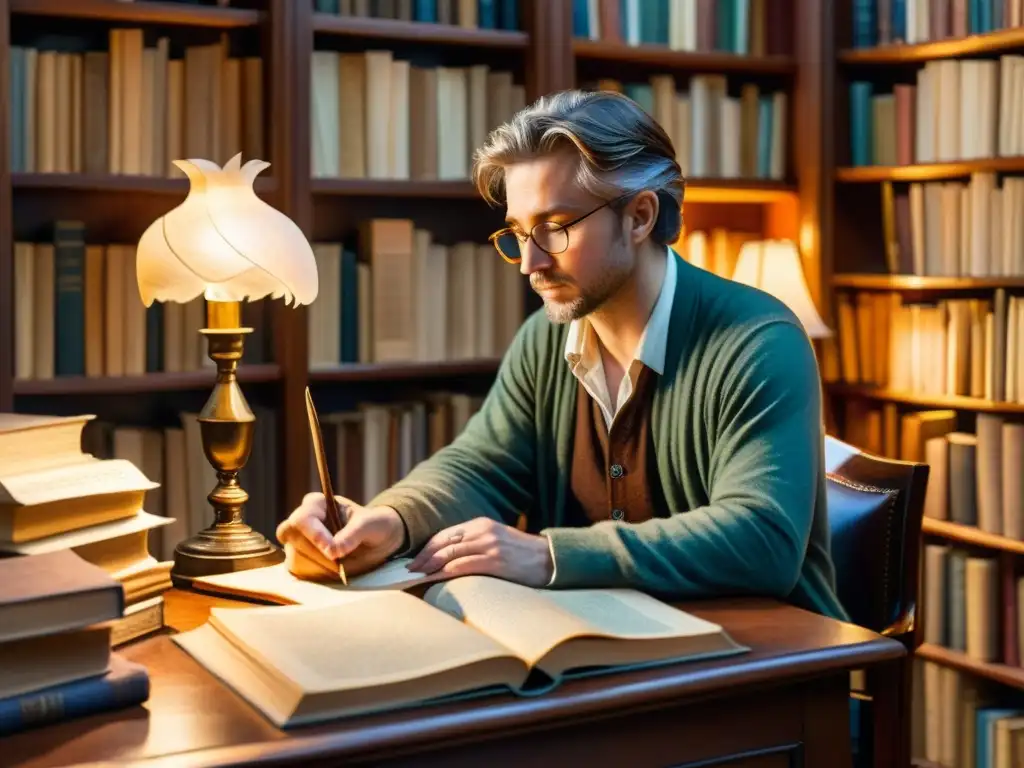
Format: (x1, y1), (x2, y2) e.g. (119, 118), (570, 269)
(519, 237), (553, 276)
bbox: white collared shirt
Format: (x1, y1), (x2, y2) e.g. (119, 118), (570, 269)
(562, 245), (677, 429)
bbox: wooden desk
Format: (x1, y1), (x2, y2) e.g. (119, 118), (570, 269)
(3, 589), (905, 768)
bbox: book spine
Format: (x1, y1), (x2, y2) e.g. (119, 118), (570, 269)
(0, 668), (149, 736)
(53, 220), (86, 377)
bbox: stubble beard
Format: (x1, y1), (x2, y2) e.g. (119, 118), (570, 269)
(537, 246), (633, 325)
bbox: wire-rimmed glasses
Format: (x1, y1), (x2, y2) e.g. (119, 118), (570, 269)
(488, 193), (631, 264)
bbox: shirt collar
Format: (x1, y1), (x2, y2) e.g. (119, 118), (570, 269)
(564, 245), (678, 375)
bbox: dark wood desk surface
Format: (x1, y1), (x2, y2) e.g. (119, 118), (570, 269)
(3, 589), (905, 768)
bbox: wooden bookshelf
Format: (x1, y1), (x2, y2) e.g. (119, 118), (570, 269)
(572, 39), (796, 74)
(311, 179), (478, 199)
(922, 518), (1024, 557)
(827, 383), (1024, 415)
(839, 26), (1024, 65)
(833, 274), (1024, 291)
(12, 172), (276, 196)
(835, 157), (1024, 183)
(916, 643), (1024, 692)
(313, 12), (528, 48)
(12, 364), (282, 396)
(9, 0), (262, 28)
(309, 359), (501, 383)
(826, 9), (1024, 764)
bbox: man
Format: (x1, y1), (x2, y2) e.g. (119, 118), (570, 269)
(277, 89), (848, 621)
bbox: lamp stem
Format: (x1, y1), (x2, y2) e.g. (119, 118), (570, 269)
(171, 301), (284, 588)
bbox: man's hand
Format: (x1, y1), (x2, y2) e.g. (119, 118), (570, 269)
(276, 492), (406, 581)
(406, 517), (554, 587)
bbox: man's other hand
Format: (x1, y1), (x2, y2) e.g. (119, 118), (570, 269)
(406, 517), (554, 587)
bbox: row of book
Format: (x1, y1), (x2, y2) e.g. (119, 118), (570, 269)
(9, 32), (264, 177)
(310, 50), (524, 181)
(851, 0), (1024, 47)
(315, 0), (521, 29)
(918, 412), (1024, 538)
(308, 222), (524, 368)
(839, 404), (1024, 531)
(911, 661), (1024, 766)
(12, 225), (271, 382)
(873, 174), (1024, 278)
(849, 55), (1024, 167)
(571, 0), (791, 57)
(833, 289), (1024, 403)
(585, 75), (787, 181)
(311, 392), (482, 504)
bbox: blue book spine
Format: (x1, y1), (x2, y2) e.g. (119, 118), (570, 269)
(340, 249), (359, 363)
(145, 302), (164, 373)
(478, 0), (496, 28)
(572, 0), (589, 37)
(414, 0), (437, 21)
(53, 221), (86, 377)
(0, 663), (149, 736)
(498, 0), (518, 29)
(314, 0), (339, 12)
(849, 81), (874, 166)
(851, 0), (876, 47)
(757, 96), (773, 178)
(890, 0), (906, 41)
(10, 47), (24, 172)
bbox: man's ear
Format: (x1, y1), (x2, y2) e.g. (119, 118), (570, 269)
(624, 190), (659, 245)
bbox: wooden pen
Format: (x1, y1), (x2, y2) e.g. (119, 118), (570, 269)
(304, 387), (349, 585)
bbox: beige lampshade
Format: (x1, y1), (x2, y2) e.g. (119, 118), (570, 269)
(731, 239), (831, 339)
(135, 153), (318, 307)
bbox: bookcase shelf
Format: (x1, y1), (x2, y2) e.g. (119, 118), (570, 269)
(309, 358), (501, 383)
(312, 13), (528, 49)
(8, 0), (262, 28)
(826, 383), (1024, 415)
(11, 364), (283, 397)
(572, 40), (796, 75)
(835, 157), (1024, 183)
(12, 172), (276, 196)
(916, 643), (1024, 693)
(839, 27), (1024, 66)
(922, 518), (1024, 557)
(682, 180), (797, 203)
(832, 274), (1024, 292)
(311, 178), (479, 199)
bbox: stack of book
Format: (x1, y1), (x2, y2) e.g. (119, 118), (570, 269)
(0, 549), (150, 735)
(0, 413), (174, 646)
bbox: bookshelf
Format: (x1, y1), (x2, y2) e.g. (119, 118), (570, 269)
(0, 0), (820, 582)
(826, 1), (1024, 764)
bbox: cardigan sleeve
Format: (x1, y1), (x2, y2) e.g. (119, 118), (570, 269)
(366, 318), (540, 556)
(540, 319), (824, 600)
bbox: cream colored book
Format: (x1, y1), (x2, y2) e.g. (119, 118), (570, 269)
(173, 575), (748, 728)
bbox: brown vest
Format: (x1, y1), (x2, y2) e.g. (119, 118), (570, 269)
(566, 365), (671, 527)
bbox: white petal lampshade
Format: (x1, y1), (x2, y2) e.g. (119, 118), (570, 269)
(731, 239), (832, 339)
(136, 153), (318, 307)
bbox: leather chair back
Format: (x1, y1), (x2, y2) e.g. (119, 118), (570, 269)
(824, 435), (929, 648)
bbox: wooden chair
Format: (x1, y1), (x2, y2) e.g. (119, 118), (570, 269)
(824, 434), (930, 768)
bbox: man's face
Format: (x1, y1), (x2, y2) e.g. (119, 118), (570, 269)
(503, 152), (634, 324)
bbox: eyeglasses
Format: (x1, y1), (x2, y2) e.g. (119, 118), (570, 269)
(488, 193), (632, 264)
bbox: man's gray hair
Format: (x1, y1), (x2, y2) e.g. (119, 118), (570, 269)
(471, 89), (685, 245)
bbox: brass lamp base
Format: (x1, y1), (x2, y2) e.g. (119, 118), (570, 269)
(171, 300), (284, 589)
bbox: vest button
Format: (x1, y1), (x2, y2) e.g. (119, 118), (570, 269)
(611, 508), (624, 520)
(609, 464), (624, 479)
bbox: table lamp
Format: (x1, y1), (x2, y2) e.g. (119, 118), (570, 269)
(135, 153), (318, 586)
(730, 239), (832, 339)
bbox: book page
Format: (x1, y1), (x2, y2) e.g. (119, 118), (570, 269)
(424, 576), (734, 670)
(200, 592), (527, 701)
(192, 558), (449, 606)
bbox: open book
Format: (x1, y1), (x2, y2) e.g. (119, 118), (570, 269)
(172, 574), (748, 729)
